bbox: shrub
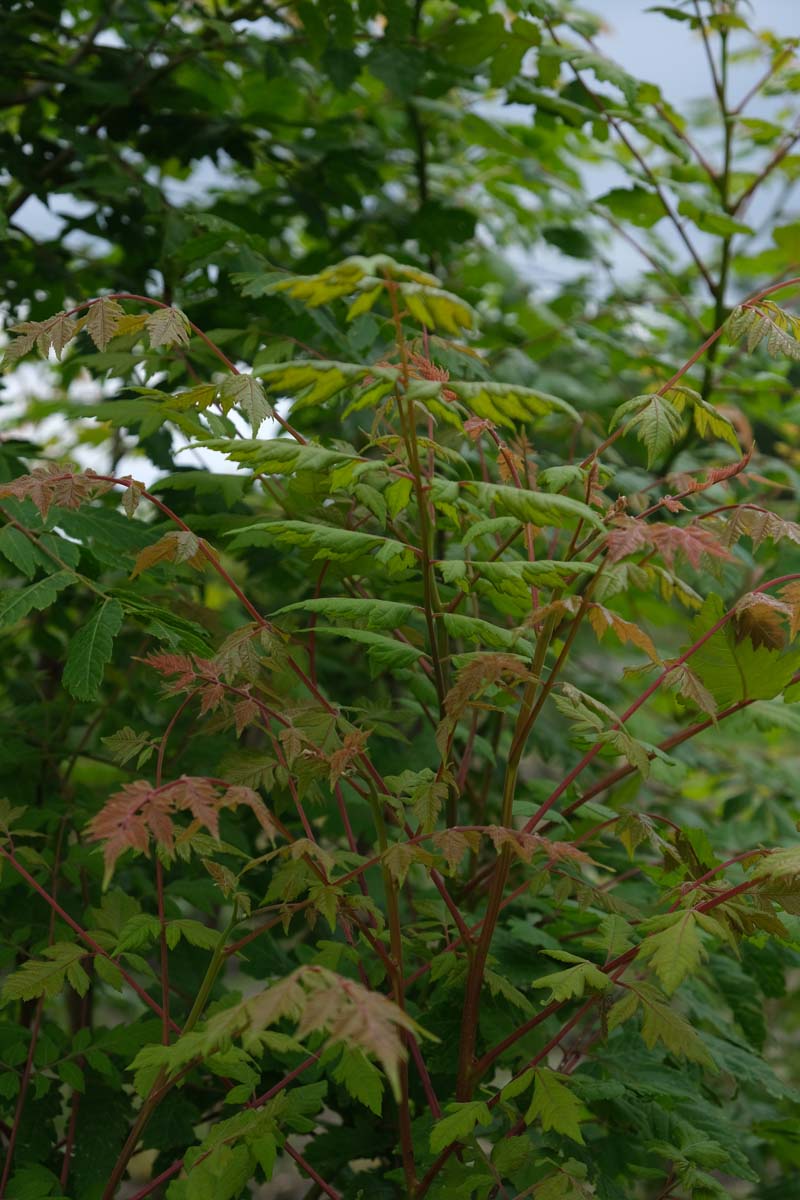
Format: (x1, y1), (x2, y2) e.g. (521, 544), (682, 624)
(2, 258), (800, 1199)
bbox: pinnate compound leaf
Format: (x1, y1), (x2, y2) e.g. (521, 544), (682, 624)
(62, 599), (123, 700)
(87, 777), (271, 884)
(525, 1069), (587, 1143)
(174, 964), (424, 1101)
(727, 300), (800, 361)
(430, 1101), (492, 1153)
(2, 943), (89, 1003)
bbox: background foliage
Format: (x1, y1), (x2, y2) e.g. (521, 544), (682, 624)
(3, 2), (800, 1198)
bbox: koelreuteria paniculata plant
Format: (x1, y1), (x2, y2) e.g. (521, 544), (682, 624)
(2, 253), (800, 1200)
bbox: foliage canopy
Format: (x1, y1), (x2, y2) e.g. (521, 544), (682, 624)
(3, 3), (800, 1199)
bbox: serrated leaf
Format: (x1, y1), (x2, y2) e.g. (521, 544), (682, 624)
(219, 375), (273, 432)
(525, 1068), (587, 1143)
(0, 570), (74, 629)
(275, 596), (416, 631)
(1, 943), (89, 1003)
(430, 1101), (492, 1153)
(145, 306), (191, 348)
(611, 393), (685, 466)
(85, 298), (124, 350)
(637, 910), (707, 994)
(532, 951), (611, 1003)
(688, 593), (800, 707)
(62, 599), (123, 700)
(333, 1045), (383, 1115)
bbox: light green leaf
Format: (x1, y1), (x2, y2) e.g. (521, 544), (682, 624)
(448, 380), (577, 427)
(333, 1046), (383, 1115)
(531, 951), (611, 1003)
(275, 596), (416, 631)
(525, 1068), (587, 1143)
(1, 942), (90, 1003)
(462, 482), (605, 532)
(610, 394), (685, 467)
(688, 593), (800, 707)
(637, 910), (707, 994)
(440, 612), (535, 654)
(430, 1101), (492, 1153)
(227, 521), (416, 576)
(219, 375), (273, 432)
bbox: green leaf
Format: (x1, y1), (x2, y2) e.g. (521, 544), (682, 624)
(666, 387), (740, 450)
(430, 1101), (492, 1153)
(439, 558), (596, 601)
(0, 570), (74, 628)
(62, 599), (123, 701)
(307, 626), (425, 673)
(0, 525), (49, 578)
(448, 380), (577, 426)
(440, 612), (535, 654)
(275, 596), (416, 631)
(1, 943), (90, 1003)
(619, 984), (717, 1070)
(333, 1046), (383, 1115)
(637, 910), (708, 994)
(255, 360), (396, 412)
(219, 375), (273, 432)
(461, 482), (605, 532)
(58, 1060), (85, 1093)
(227, 520), (416, 576)
(689, 594), (800, 707)
(199, 437), (361, 477)
(531, 951), (611, 1003)
(524, 1068), (587, 1143)
(610, 394), (685, 466)
(595, 185), (665, 228)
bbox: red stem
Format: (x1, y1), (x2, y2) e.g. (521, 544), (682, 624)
(0, 844), (181, 1035)
(155, 856), (170, 1045)
(521, 571), (800, 835)
(0, 998), (44, 1195)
